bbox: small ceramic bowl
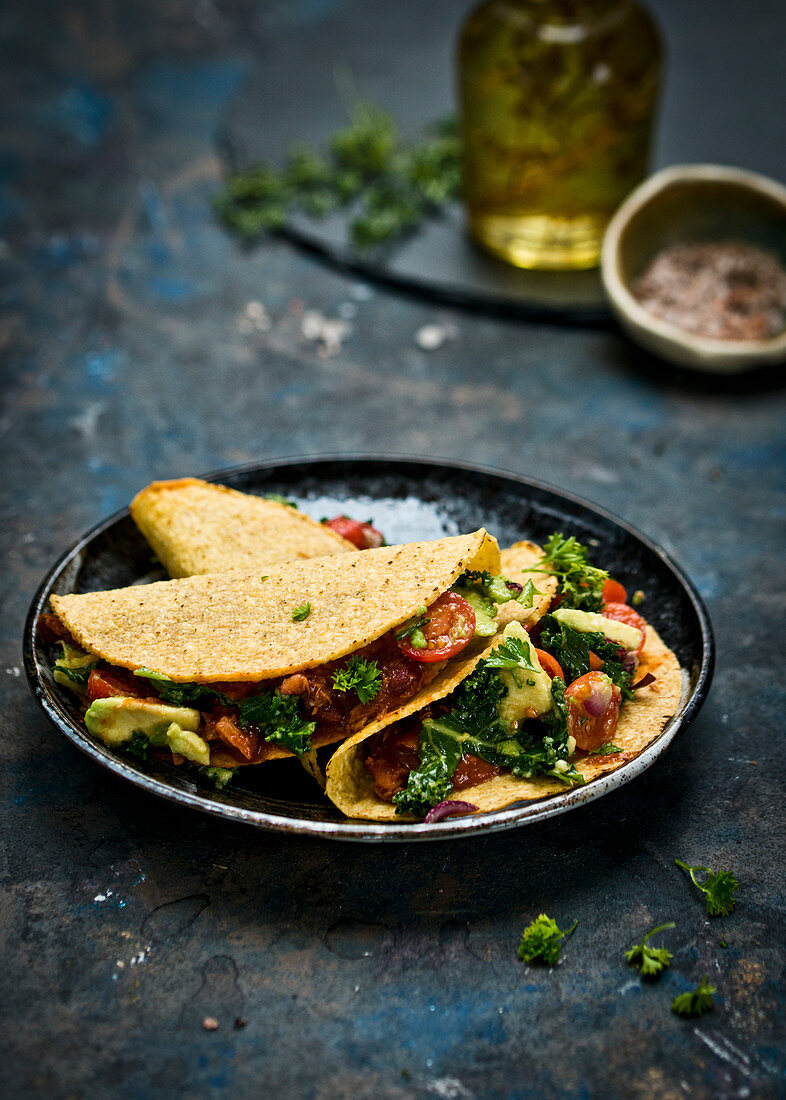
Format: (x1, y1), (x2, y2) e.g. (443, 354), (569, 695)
(601, 165), (786, 372)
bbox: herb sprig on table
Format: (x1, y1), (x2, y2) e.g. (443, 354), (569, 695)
(214, 105), (461, 250)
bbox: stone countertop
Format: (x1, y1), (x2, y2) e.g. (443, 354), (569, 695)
(1, 1), (784, 1097)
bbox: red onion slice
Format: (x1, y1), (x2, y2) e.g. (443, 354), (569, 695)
(424, 800), (479, 823)
(633, 672), (656, 691)
(583, 677), (614, 717)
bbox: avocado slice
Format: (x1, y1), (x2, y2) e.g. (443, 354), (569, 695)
(552, 607), (642, 651)
(165, 722), (211, 766)
(53, 643), (99, 693)
(84, 697), (201, 749)
(457, 588), (498, 637)
(495, 622), (554, 725)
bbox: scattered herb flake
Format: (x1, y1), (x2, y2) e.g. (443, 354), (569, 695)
(625, 922), (675, 978)
(292, 602), (312, 622)
(671, 977), (716, 1018)
(675, 860), (739, 916)
(518, 914), (577, 966)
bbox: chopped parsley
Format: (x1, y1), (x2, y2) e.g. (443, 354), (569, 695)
(291, 602), (312, 622)
(675, 860), (739, 916)
(625, 922), (675, 978)
(671, 977), (716, 1018)
(238, 691), (315, 755)
(331, 656), (383, 703)
(518, 914), (577, 966)
(532, 533), (608, 612)
(264, 494), (298, 508)
(595, 742), (621, 755)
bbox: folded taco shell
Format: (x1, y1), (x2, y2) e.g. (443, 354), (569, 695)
(51, 530), (500, 683)
(324, 618), (684, 821)
(130, 478), (355, 578)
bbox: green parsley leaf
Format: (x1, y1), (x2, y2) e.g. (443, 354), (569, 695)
(518, 914), (577, 966)
(595, 742), (621, 755)
(625, 922), (675, 978)
(331, 656), (383, 704)
(291, 602), (312, 622)
(214, 104), (461, 252)
(532, 533), (608, 612)
(238, 691), (315, 755)
(671, 976), (716, 1018)
(265, 493), (298, 508)
(675, 860), (739, 916)
(483, 636), (538, 673)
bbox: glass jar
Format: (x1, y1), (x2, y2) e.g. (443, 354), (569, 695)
(458, 0), (662, 269)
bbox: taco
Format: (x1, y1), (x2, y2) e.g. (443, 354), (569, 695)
(42, 530), (552, 783)
(325, 536), (685, 822)
(129, 478), (357, 578)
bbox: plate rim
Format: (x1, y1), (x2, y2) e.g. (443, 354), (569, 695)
(23, 453), (715, 843)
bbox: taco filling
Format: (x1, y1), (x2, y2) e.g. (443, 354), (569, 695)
(324, 535), (684, 822)
(41, 531), (551, 787)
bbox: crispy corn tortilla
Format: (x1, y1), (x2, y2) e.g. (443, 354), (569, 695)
(51, 530), (500, 683)
(130, 478), (355, 578)
(204, 539), (555, 768)
(325, 620), (684, 821)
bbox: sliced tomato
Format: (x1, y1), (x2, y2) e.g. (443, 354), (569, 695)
(87, 668), (147, 701)
(565, 672), (622, 751)
(602, 578), (628, 604)
(534, 648), (564, 682)
(396, 592), (476, 663)
(324, 515), (385, 549)
(602, 601), (646, 655)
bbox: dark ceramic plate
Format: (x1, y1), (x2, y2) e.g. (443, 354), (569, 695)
(24, 456), (713, 842)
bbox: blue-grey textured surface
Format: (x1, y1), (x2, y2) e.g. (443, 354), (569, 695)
(1, 1), (784, 1098)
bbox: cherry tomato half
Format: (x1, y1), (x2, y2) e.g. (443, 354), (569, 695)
(396, 592), (476, 663)
(87, 668), (147, 701)
(534, 648), (564, 682)
(602, 578), (628, 604)
(602, 601), (646, 655)
(324, 515), (385, 549)
(565, 672), (622, 751)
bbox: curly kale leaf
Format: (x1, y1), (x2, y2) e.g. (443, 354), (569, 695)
(120, 730), (150, 762)
(394, 659), (582, 817)
(331, 656), (383, 704)
(133, 670), (235, 709)
(537, 617), (633, 700)
(238, 691), (315, 756)
(531, 533), (607, 612)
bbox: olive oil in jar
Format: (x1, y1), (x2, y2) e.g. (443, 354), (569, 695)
(458, 0), (662, 269)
